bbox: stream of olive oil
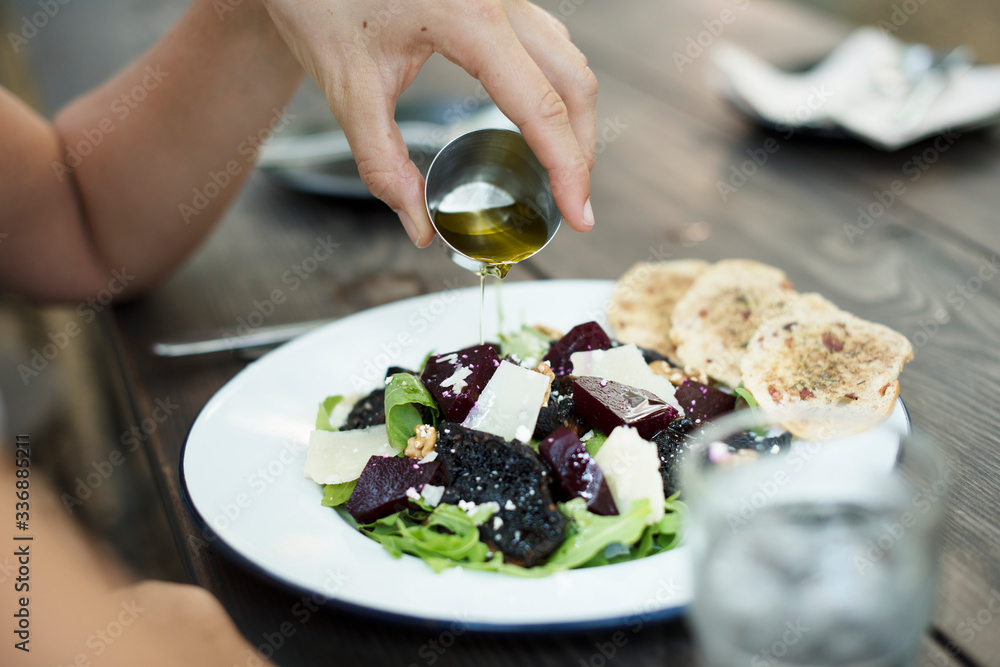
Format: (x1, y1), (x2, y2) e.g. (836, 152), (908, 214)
(433, 202), (548, 344)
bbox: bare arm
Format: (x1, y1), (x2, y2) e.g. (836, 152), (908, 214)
(0, 0), (303, 302)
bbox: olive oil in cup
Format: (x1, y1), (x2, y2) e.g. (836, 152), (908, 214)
(425, 129), (562, 340)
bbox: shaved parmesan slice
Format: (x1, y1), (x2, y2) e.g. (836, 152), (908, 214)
(594, 425), (665, 525)
(304, 424), (396, 484)
(462, 360), (549, 442)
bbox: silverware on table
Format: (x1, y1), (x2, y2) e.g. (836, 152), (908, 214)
(151, 318), (334, 358)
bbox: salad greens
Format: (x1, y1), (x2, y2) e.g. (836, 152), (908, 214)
(384, 373), (440, 450)
(498, 325), (555, 366)
(321, 480), (357, 507)
(341, 494), (685, 577)
(312, 341), (688, 576)
(315, 395), (344, 431)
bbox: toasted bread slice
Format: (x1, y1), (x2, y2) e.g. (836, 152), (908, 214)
(608, 260), (710, 361)
(740, 294), (913, 439)
(670, 259), (795, 387)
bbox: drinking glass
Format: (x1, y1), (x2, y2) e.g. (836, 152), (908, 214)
(683, 407), (948, 667)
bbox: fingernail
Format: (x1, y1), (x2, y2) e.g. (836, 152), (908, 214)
(582, 198), (595, 228)
(395, 209), (421, 246)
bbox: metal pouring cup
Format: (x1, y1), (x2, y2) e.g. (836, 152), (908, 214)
(424, 129), (562, 273)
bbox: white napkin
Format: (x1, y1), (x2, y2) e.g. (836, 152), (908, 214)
(711, 27), (1000, 150)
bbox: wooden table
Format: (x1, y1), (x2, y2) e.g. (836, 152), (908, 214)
(26, 0), (1000, 664)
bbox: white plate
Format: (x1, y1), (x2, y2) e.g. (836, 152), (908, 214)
(180, 279), (907, 631)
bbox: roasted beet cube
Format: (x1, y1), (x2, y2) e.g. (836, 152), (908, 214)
(543, 322), (611, 376)
(343, 388), (386, 431)
(420, 344), (501, 422)
(435, 423), (566, 567)
(674, 379), (736, 426)
(345, 456), (440, 524)
(572, 376), (678, 440)
(539, 427), (617, 515)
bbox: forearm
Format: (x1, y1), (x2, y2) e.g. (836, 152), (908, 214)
(1, 0), (303, 301)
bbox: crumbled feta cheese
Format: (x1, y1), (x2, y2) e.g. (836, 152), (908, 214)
(504, 499), (516, 511)
(440, 365), (473, 395)
(419, 450), (438, 464)
(421, 484), (444, 507)
(405, 487), (421, 501)
(580, 430), (595, 442)
(492, 516), (503, 530)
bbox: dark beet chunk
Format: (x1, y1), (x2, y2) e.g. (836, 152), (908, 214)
(345, 456), (440, 524)
(651, 428), (690, 497)
(343, 388), (386, 430)
(533, 376), (590, 440)
(539, 427), (617, 515)
(572, 376), (678, 440)
(674, 379), (736, 426)
(435, 423), (566, 568)
(543, 322), (611, 377)
(420, 344), (501, 422)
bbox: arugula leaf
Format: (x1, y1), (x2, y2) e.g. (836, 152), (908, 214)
(321, 480), (357, 507)
(384, 373), (440, 450)
(350, 491), (686, 577)
(544, 498), (650, 570)
(315, 395), (344, 431)
(498, 325), (555, 366)
(733, 385), (757, 409)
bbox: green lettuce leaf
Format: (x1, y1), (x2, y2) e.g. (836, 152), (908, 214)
(315, 395), (344, 431)
(498, 325), (555, 366)
(321, 480), (357, 507)
(353, 493), (685, 577)
(583, 430), (608, 457)
(384, 373), (440, 450)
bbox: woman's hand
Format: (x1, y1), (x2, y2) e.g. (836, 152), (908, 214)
(261, 0), (598, 246)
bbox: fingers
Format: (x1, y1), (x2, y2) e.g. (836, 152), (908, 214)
(332, 73), (435, 247)
(511, 3), (598, 170)
(438, 10), (594, 233)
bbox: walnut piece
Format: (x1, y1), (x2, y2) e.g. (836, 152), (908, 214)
(531, 361), (556, 406)
(648, 361), (709, 386)
(532, 324), (563, 340)
(405, 424), (437, 459)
